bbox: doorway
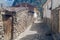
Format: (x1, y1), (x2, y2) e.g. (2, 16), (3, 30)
(2, 14), (13, 40)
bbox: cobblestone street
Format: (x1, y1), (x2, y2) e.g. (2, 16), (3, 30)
(0, 0), (60, 40)
(14, 20), (54, 40)
(20, 23), (53, 40)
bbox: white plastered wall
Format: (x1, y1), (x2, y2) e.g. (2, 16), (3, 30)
(52, 0), (60, 9)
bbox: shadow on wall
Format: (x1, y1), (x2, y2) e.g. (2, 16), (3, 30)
(42, 17), (60, 40)
(43, 17), (51, 29)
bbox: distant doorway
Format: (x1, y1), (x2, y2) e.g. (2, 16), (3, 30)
(2, 14), (13, 40)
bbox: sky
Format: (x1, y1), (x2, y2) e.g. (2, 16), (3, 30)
(0, 0), (47, 7)
(0, 0), (14, 7)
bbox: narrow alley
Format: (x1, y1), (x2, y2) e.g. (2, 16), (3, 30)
(0, 0), (60, 40)
(17, 22), (53, 40)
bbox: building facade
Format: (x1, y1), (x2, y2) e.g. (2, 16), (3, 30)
(52, 0), (60, 10)
(51, 6), (60, 33)
(0, 6), (35, 40)
(43, 0), (60, 33)
(43, 0), (51, 27)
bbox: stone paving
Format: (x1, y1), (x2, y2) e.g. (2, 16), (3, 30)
(52, 33), (60, 40)
(14, 20), (54, 40)
(20, 23), (53, 40)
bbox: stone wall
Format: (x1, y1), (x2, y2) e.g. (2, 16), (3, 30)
(51, 9), (59, 33)
(13, 8), (34, 40)
(0, 7), (34, 40)
(0, 13), (4, 40)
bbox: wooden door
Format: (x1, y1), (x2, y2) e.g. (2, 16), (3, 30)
(3, 15), (13, 40)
